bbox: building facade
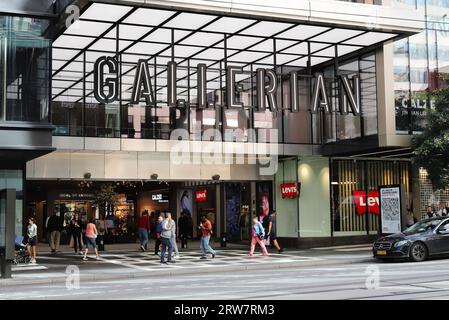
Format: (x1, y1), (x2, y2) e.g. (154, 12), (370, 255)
(1, 0), (430, 247)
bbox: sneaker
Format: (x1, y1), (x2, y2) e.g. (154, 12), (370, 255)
(95, 255), (100, 260)
(175, 254), (180, 259)
(160, 261), (167, 264)
(278, 249), (284, 254)
(30, 259), (37, 264)
(140, 245), (145, 252)
(168, 260), (176, 264)
(78, 251), (83, 256)
(82, 256), (88, 261)
(200, 256), (207, 260)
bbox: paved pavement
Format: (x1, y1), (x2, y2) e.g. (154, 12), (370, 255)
(2, 241), (373, 288)
(3, 254), (449, 300)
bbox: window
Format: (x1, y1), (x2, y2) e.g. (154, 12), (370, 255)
(0, 17), (51, 123)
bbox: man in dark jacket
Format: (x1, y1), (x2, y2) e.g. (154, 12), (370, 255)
(178, 212), (192, 249)
(154, 214), (164, 256)
(47, 208), (64, 254)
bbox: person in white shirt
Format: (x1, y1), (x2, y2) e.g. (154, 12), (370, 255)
(26, 217), (38, 264)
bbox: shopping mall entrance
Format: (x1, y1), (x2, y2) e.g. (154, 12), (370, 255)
(24, 179), (274, 244)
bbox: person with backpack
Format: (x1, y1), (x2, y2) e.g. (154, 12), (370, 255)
(249, 215), (268, 257)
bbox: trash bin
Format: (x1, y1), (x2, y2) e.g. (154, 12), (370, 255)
(220, 233), (227, 247)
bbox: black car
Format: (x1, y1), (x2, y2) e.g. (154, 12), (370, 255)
(373, 217), (449, 262)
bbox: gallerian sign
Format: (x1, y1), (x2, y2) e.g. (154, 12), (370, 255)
(93, 56), (361, 116)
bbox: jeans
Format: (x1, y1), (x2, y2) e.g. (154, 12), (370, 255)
(160, 237), (173, 262)
(171, 235), (179, 255)
(200, 236), (216, 257)
(138, 228), (149, 250)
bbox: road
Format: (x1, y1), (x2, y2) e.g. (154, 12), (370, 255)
(3, 257), (449, 300)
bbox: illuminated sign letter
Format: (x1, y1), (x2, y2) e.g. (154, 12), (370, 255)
(130, 59), (155, 106)
(339, 75), (360, 116)
(197, 63), (207, 109)
(93, 56), (118, 104)
(290, 71), (299, 113)
(311, 73), (330, 113)
(226, 66), (243, 108)
(256, 68), (278, 112)
(167, 61), (177, 107)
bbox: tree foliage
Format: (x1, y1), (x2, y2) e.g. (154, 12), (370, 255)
(412, 82), (449, 190)
(93, 183), (118, 208)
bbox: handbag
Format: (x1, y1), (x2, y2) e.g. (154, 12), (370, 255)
(257, 233), (265, 240)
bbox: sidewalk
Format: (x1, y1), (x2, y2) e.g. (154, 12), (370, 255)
(0, 241), (375, 288)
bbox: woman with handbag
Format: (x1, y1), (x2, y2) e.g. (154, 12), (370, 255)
(249, 215), (269, 257)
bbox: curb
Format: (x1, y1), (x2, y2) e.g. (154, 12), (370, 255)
(0, 257), (374, 288)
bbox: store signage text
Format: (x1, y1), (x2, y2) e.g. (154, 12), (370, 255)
(152, 193), (168, 203)
(94, 56), (361, 116)
(280, 183), (300, 199)
(352, 190), (379, 215)
(195, 189), (208, 202)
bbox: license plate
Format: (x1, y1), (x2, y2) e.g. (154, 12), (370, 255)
(376, 250), (387, 255)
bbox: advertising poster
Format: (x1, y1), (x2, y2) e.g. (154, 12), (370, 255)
(379, 186), (402, 234)
(178, 189), (193, 216)
(256, 182), (273, 221)
(225, 184), (241, 241)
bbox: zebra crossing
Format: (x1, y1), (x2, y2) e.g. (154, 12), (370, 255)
(95, 249), (323, 271)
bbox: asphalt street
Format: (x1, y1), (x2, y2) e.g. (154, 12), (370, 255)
(3, 252), (449, 300)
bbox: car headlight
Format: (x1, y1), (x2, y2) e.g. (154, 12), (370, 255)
(394, 240), (410, 248)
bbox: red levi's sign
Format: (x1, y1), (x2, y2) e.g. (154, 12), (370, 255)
(280, 183), (300, 199)
(352, 190), (380, 215)
(195, 189), (207, 202)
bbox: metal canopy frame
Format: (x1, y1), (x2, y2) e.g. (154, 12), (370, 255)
(51, 1), (405, 106)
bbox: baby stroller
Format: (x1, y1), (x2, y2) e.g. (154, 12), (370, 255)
(13, 235), (31, 265)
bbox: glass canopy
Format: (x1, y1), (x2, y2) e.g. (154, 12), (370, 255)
(52, 2), (401, 106)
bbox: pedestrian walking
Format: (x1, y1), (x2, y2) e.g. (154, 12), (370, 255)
(263, 210), (283, 253)
(26, 217), (38, 264)
(69, 212), (83, 255)
(249, 215), (268, 257)
(47, 207), (63, 254)
(178, 212), (191, 249)
(95, 214), (107, 251)
(137, 210), (151, 252)
(83, 218), (100, 261)
(160, 212), (175, 264)
(154, 214), (164, 256)
(198, 215), (216, 259)
(169, 212), (180, 258)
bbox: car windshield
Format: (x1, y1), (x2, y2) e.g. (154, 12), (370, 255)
(403, 219), (442, 235)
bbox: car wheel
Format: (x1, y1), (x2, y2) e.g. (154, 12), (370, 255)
(409, 242), (428, 262)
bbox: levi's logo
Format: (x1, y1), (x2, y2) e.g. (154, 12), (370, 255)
(352, 190), (379, 215)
